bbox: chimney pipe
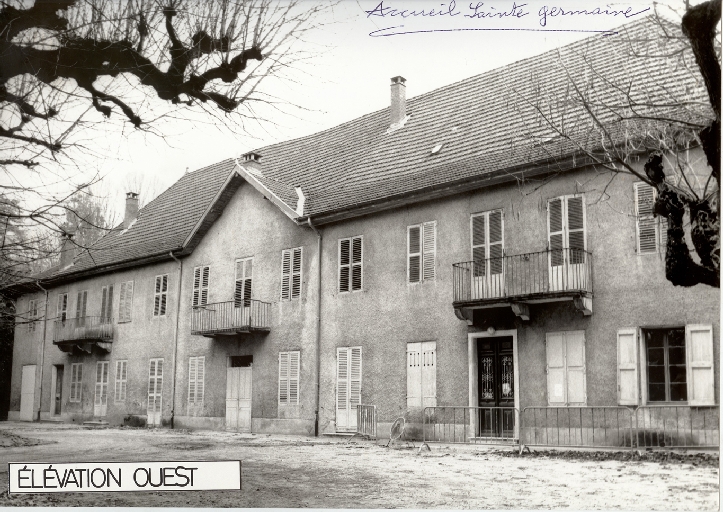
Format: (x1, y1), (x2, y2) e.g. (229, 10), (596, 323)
(242, 152), (262, 175)
(59, 232), (75, 268)
(390, 76), (407, 127)
(124, 192), (139, 229)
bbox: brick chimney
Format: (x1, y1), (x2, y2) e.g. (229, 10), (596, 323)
(124, 192), (139, 229)
(242, 152), (262, 175)
(59, 232), (75, 268)
(390, 76), (407, 127)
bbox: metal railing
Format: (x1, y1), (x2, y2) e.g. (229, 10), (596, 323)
(53, 316), (114, 343)
(356, 404), (377, 439)
(453, 248), (593, 303)
(521, 406), (636, 450)
(191, 299), (270, 335)
(423, 406), (519, 444)
(634, 405), (719, 449)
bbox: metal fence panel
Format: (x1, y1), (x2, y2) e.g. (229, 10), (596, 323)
(356, 404), (377, 439)
(423, 406), (519, 445)
(634, 405), (720, 449)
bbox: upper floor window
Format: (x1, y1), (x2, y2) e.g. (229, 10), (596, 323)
(339, 236), (362, 292)
(281, 248), (302, 300)
(153, 275), (168, 316)
(408, 222), (436, 283)
(57, 293), (68, 323)
(192, 266), (210, 307)
(634, 182), (667, 254)
(27, 299), (38, 332)
(118, 281), (134, 323)
(100, 285), (114, 324)
(548, 195), (586, 265)
(76, 290), (88, 325)
(235, 258), (253, 308)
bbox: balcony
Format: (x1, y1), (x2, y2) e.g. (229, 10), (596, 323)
(453, 248), (593, 321)
(53, 316), (114, 354)
(191, 299), (271, 337)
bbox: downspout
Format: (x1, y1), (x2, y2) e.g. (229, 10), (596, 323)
(35, 282), (49, 422)
(307, 218), (322, 437)
(169, 251), (183, 429)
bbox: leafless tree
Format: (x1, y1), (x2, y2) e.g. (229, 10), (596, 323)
(511, 0), (720, 288)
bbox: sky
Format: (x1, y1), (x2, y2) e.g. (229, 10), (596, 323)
(50, 0), (686, 217)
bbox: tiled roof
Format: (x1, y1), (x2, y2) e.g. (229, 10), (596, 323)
(248, 16), (711, 217)
(14, 16), (711, 287)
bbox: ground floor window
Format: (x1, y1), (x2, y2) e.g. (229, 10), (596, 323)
(406, 341), (436, 408)
(645, 328), (686, 402)
(69, 363), (83, 402)
(188, 356), (205, 404)
(278, 351), (300, 405)
(545, 331), (586, 406)
(114, 361), (127, 402)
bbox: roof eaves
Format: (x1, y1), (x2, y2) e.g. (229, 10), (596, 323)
(233, 160), (301, 222)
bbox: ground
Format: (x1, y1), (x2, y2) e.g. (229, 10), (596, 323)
(0, 422), (718, 509)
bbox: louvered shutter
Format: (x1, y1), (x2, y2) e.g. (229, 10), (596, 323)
(408, 226), (421, 283)
(406, 342), (421, 407)
(201, 267), (210, 305)
(279, 352), (289, 404)
(421, 341), (437, 408)
(289, 351), (299, 404)
(548, 198), (564, 267)
(351, 238), (362, 291)
(124, 281), (133, 322)
(685, 325), (715, 405)
(635, 183), (657, 254)
(159, 276), (168, 315)
(471, 214), (486, 277)
(546, 333), (566, 405)
(70, 364), (77, 401)
(659, 217), (668, 252)
(565, 332), (586, 405)
(567, 197), (585, 264)
(339, 239), (350, 292)
(336, 348), (349, 425)
(349, 347), (362, 410)
(281, 250), (291, 300)
(244, 259), (253, 306)
(422, 222), (436, 280)
(617, 328), (639, 405)
(291, 249), (302, 298)
(118, 283), (127, 322)
(188, 357), (197, 403)
(197, 357), (205, 403)
(192, 268), (201, 306)
(101, 288), (108, 323)
(488, 211), (503, 274)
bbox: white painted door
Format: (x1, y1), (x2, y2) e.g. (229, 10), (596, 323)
(471, 211), (504, 299)
(147, 358), (163, 426)
(548, 196), (587, 292)
(19, 365), (36, 422)
(94, 361), (109, 417)
(226, 367), (252, 432)
(336, 347), (362, 432)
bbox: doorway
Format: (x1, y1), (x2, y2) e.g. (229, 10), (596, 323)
(147, 358), (163, 426)
(94, 361), (109, 418)
(50, 365), (64, 417)
(477, 337), (515, 437)
(226, 356), (252, 432)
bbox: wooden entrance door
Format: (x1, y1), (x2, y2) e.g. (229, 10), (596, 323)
(51, 365), (64, 416)
(477, 337), (514, 437)
(94, 361), (109, 417)
(19, 365), (36, 421)
(147, 358), (163, 426)
(226, 365), (252, 432)
(336, 347), (362, 432)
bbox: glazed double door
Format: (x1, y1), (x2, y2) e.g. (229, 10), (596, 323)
(477, 337), (515, 437)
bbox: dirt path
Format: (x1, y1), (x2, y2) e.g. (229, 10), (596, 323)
(0, 422), (718, 509)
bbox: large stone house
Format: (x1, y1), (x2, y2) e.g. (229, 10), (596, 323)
(7, 17), (718, 441)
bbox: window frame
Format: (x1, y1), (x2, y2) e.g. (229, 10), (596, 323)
(114, 360), (128, 402)
(188, 356), (205, 405)
(234, 257), (253, 308)
(407, 222), (436, 284)
(278, 351), (300, 406)
(634, 182), (668, 255)
(192, 266), (210, 307)
(57, 293), (68, 323)
(281, 247), (302, 301)
(69, 363), (83, 402)
(643, 327), (688, 404)
(118, 281), (134, 323)
(153, 274), (168, 317)
(100, 284), (114, 324)
(338, 236), (363, 293)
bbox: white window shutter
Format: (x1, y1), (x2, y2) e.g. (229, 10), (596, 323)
(125, 281), (133, 321)
(281, 250), (291, 300)
(421, 341), (437, 408)
(408, 226), (421, 283)
(488, 211), (503, 275)
(546, 333), (566, 405)
(406, 342), (421, 408)
(350, 347), (362, 409)
(617, 328), (639, 405)
(422, 222), (436, 280)
(336, 348), (349, 427)
(686, 324), (715, 405)
(635, 182), (657, 254)
(292, 248), (302, 298)
(565, 332), (587, 405)
(188, 357), (197, 403)
(192, 267), (201, 306)
(279, 352), (289, 404)
(289, 352), (299, 404)
(197, 357), (205, 403)
(351, 238), (362, 291)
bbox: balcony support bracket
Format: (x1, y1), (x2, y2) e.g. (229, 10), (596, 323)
(574, 297), (593, 316)
(454, 307), (474, 326)
(510, 303), (530, 321)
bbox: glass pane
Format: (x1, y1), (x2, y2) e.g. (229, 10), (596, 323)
(668, 347), (686, 365)
(667, 328), (685, 347)
(670, 383), (687, 402)
(648, 365), (665, 384)
(647, 347), (665, 365)
(646, 331), (664, 348)
(648, 383), (666, 402)
(668, 364), (687, 383)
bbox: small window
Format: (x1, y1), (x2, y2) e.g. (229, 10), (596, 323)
(153, 275), (168, 316)
(70, 363), (83, 402)
(118, 281), (134, 323)
(114, 360), (127, 402)
(192, 266), (210, 307)
(281, 248), (302, 300)
(408, 222), (436, 283)
(27, 299), (38, 332)
(339, 236), (362, 292)
(634, 182), (668, 254)
(644, 328), (687, 402)
(279, 351), (300, 405)
(100, 285), (114, 324)
(57, 293), (68, 323)
(188, 356), (205, 404)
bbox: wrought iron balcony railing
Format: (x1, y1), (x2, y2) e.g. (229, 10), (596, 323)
(53, 316), (114, 344)
(191, 299), (271, 336)
(453, 248), (593, 304)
